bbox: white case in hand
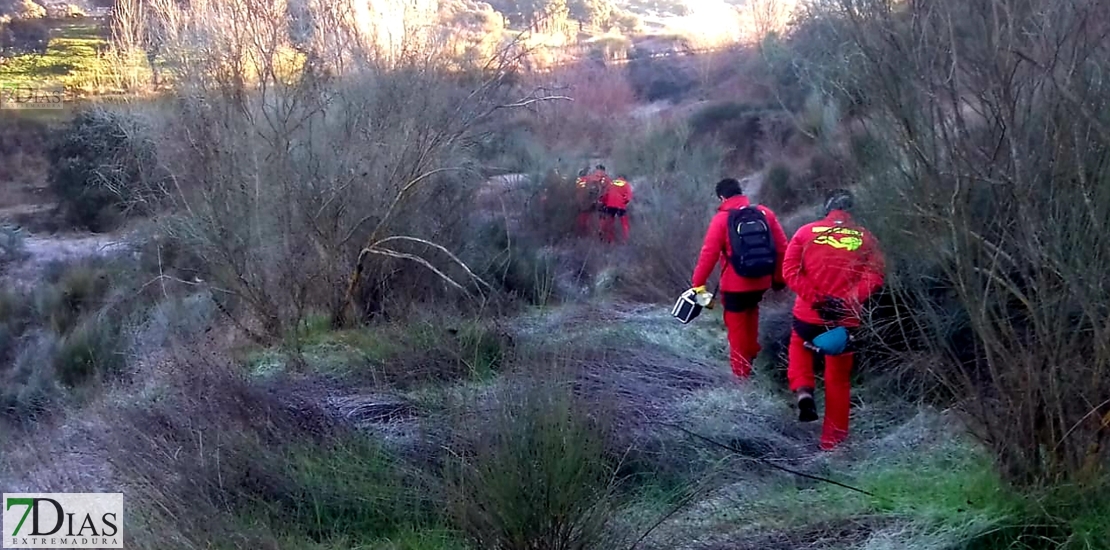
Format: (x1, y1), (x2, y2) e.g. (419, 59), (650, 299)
(671, 289), (703, 324)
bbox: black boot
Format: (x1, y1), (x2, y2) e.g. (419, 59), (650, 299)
(796, 389), (818, 423)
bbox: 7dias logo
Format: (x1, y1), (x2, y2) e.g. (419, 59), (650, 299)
(2, 494), (122, 548)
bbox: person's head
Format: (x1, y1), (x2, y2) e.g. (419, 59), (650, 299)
(715, 178), (743, 200)
(617, 174), (628, 180)
(596, 164), (606, 172)
(824, 189), (854, 215)
(578, 168), (588, 177)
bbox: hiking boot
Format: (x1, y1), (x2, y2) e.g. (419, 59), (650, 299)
(796, 390), (818, 423)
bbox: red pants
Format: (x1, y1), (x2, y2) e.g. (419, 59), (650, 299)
(575, 211), (594, 236)
(788, 330), (853, 450)
(600, 208), (629, 242)
(723, 307), (761, 378)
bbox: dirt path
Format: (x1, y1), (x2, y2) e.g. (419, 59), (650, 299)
(2, 231), (132, 290)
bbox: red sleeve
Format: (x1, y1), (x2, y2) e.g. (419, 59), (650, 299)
(853, 229), (886, 301)
(692, 212), (726, 288)
(763, 208), (790, 286)
(783, 229), (822, 304)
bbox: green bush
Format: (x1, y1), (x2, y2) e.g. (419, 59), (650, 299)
(473, 222), (558, 307)
(47, 108), (163, 232)
(35, 262), (112, 334)
(446, 383), (622, 550)
(626, 54), (696, 102)
(758, 161), (796, 212)
(53, 317), (124, 387)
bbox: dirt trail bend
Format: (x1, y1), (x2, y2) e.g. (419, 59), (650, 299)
(3, 232), (133, 290)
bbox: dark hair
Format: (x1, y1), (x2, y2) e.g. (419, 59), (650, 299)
(824, 189), (854, 214)
(596, 164), (606, 171)
(617, 174), (628, 180)
(578, 168), (588, 177)
(715, 178), (743, 199)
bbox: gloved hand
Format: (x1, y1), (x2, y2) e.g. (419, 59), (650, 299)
(814, 296), (849, 322)
(690, 285), (713, 307)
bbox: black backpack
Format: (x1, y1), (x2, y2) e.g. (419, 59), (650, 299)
(726, 206), (777, 278)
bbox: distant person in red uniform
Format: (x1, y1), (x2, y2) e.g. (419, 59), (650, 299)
(599, 174), (633, 242)
(583, 164), (612, 189)
(690, 178), (789, 378)
(783, 189), (886, 450)
(574, 168), (598, 236)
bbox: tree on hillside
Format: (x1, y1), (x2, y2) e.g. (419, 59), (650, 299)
(0, 0), (46, 19)
(567, 0), (612, 29)
(436, 0), (506, 63)
(109, 0), (176, 90)
(484, 0), (571, 34)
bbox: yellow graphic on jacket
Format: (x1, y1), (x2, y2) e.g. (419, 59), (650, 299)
(612, 178), (627, 186)
(812, 226), (864, 251)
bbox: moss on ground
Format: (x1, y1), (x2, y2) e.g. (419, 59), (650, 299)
(0, 18), (118, 95)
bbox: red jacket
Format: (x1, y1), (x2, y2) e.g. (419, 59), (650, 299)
(584, 169), (612, 187)
(600, 177), (633, 209)
(783, 210), (886, 326)
(575, 176), (597, 208)
(691, 195), (788, 293)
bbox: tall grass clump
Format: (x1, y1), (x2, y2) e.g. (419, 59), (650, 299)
(446, 379), (624, 550)
(790, 0), (1110, 491)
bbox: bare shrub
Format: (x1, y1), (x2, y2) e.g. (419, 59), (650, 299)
(795, 0), (1110, 486)
(529, 59), (638, 155)
(113, 0), (562, 342)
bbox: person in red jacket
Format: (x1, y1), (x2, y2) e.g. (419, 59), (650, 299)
(690, 178), (789, 378)
(574, 168), (599, 236)
(599, 173), (633, 242)
(782, 189), (885, 451)
(583, 164), (612, 188)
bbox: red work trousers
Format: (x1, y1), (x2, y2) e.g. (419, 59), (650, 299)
(723, 308), (761, 378)
(788, 330), (853, 450)
(599, 208), (629, 243)
(575, 210), (594, 236)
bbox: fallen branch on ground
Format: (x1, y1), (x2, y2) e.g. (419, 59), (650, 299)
(656, 421), (876, 497)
